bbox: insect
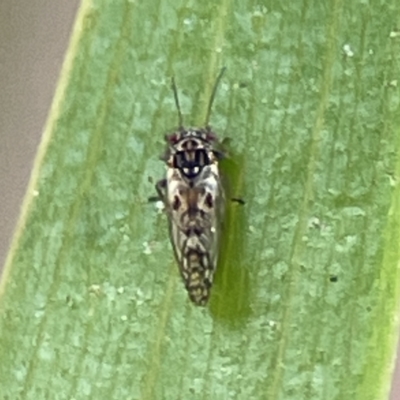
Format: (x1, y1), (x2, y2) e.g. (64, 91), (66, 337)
(153, 68), (228, 306)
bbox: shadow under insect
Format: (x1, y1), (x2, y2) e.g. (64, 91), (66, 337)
(208, 153), (252, 325)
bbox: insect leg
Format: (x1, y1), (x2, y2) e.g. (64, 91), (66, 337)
(148, 196), (161, 202)
(156, 178), (167, 200)
(231, 197), (245, 205)
(148, 179), (167, 202)
(213, 150), (226, 160)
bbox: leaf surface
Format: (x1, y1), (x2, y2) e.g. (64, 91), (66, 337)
(1, 1), (400, 399)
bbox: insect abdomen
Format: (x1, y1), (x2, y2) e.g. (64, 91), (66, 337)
(181, 239), (214, 306)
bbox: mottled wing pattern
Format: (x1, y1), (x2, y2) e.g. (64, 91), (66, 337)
(165, 163), (225, 305)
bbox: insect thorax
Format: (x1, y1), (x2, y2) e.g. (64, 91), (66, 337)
(164, 128), (220, 180)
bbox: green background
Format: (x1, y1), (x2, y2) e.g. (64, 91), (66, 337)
(1, 0), (400, 399)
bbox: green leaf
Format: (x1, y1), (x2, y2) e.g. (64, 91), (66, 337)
(1, 0), (400, 399)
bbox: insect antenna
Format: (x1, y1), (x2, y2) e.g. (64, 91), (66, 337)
(171, 77), (184, 129)
(205, 66), (227, 127)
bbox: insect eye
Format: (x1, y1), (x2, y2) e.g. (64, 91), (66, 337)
(167, 134), (179, 144)
(206, 132), (216, 141)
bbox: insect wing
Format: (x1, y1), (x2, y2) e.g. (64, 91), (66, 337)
(165, 165), (225, 305)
